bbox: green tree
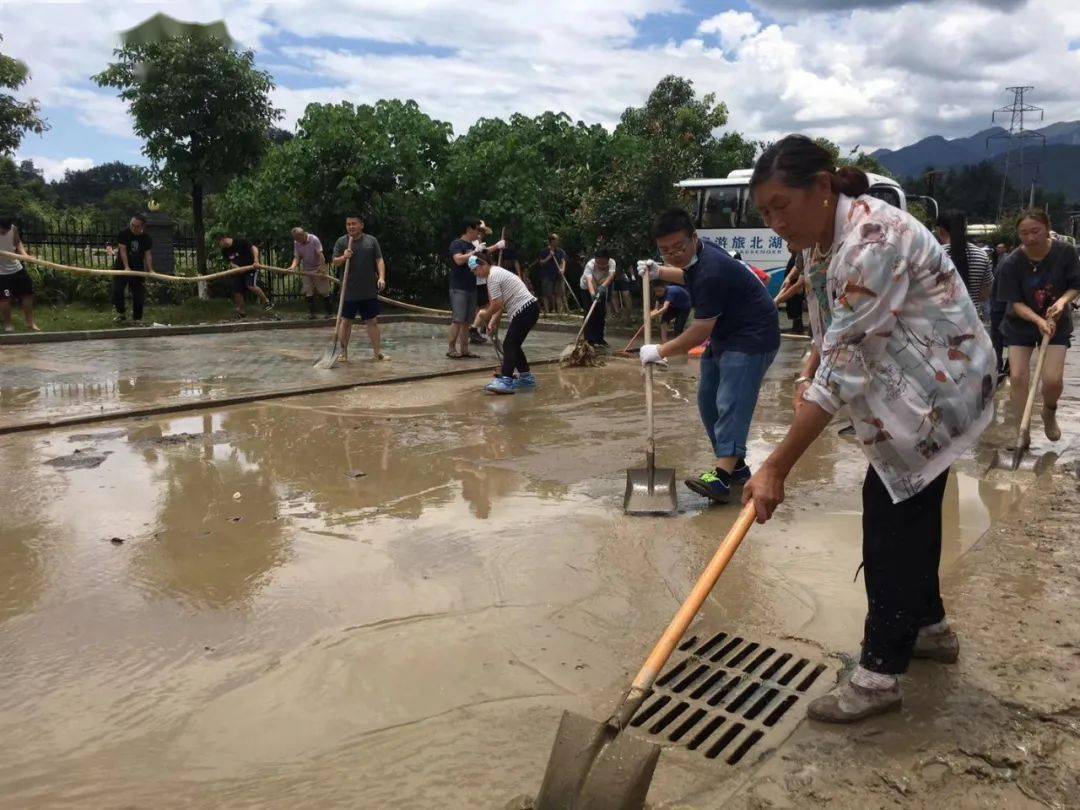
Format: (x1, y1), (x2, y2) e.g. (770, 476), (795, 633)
(0, 35), (48, 155)
(94, 35), (280, 272)
(51, 161), (149, 208)
(215, 99), (451, 294)
(582, 75), (754, 262)
(439, 111), (611, 266)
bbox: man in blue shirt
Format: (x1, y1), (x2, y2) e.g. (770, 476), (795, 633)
(639, 208), (780, 505)
(650, 279), (692, 341)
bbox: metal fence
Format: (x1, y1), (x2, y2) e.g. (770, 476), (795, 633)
(15, 214), (305, 303)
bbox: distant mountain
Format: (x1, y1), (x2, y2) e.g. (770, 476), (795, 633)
(873, 121), (1080, 200)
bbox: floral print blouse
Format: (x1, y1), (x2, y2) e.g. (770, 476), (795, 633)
(803, 194), (996, 503)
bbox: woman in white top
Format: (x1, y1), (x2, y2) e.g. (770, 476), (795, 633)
(743, 135), (995, 723)
(470, 252), (539, 395)
(0, 216), (39, 332)
(578, 248), (616, 346)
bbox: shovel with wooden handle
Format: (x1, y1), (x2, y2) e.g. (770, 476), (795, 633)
(623, 271), (677, 515)
(992, 330), (1051, 472)
(534, 502), (757, 810)
(314, 236), (353, 369)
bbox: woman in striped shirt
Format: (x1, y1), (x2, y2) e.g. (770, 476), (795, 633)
(470, 253), (540, 395)
(935, 210), (992, 308)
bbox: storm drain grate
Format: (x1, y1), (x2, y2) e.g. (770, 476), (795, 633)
(629, 630), (832, 766)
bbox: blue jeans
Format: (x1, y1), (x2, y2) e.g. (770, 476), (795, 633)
(697, 348), (776, 460)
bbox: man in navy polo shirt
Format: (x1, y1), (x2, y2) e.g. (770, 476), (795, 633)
(638, 208), (780, 504)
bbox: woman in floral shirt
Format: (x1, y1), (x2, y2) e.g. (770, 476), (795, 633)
(744, 135), (995, 723)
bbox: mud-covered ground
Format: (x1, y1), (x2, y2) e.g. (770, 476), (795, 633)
(0, 328), (1077, 809)
(729, 471), (1080, 810)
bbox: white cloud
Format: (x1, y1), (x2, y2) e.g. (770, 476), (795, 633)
(698, 11), (761, 51)
(22, 156), (96, 182)
(6, 0), (1080, 161)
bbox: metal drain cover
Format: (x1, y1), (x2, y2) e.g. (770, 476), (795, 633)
(630, 630), (833, 766)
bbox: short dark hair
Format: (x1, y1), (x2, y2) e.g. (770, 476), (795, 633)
(750, 134), (869, 199)
(652, 279), (668, 290)
(472, 250), (492, 265)
(346, 213), (363, 222)
(594, 247), (611, 259)
(462, 217), (482, 232)
(0, 216), (13, 229)
(651, 208), (695, 240)
(132, 213), (148, 224)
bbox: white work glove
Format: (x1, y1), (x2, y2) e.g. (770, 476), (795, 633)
(491, 239), (507, 251)
(636, 259), (659, 280)
(639, 344), (667, 366)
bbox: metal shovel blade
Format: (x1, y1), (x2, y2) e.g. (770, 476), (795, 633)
(623, 464), (678, 515)
(313, 343), (341, 369)
(534, 710), (660, 810)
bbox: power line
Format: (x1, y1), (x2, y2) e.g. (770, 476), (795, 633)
(987, 86), (1044, 219)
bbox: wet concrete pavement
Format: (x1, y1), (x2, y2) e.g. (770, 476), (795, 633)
(1, 336), (1078, 808)
(0, 320), (577, 431)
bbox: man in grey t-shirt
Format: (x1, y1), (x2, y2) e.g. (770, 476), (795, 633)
(331, 214), (388, 361)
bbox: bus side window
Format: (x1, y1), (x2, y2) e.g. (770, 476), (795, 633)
(702, 188), (738, 229)
(741, 188), (764, 228)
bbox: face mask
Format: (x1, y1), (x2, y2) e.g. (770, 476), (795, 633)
(468, 256), (480, 271)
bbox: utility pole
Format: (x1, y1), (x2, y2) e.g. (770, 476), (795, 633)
(987, 86), (1044, 219)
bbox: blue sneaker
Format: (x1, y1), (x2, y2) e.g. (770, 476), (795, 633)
(684, 469), (731, 504)
(512, 372), (536, 389)
(731, 460), (752, 486)
(485, 376), (516, 395)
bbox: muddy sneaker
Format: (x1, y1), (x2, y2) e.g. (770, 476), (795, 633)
(731, 460), (752, 486)
(913, 626), (960, 663)
(512, 372), (536, 390)
(264, 302), (275, 312)
(807, 676), (901, 723)
(1043, 406), (1061, 442)
(684, 470), (731, 504)
(485, 376), (516, 395)
(469, 327), (488, 345)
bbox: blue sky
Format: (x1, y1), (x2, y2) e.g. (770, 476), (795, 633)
(8, 0), (1080, 180)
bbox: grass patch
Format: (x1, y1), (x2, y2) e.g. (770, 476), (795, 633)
(10, 299), (315, 333)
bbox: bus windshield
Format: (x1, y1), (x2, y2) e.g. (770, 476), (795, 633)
(865, 185), (901, 210)
(696, 185), (763, 229)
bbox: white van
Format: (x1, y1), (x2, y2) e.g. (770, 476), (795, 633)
(676, 170), (930, 296)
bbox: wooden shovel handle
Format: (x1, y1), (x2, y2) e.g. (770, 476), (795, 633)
(621, 322), (645, 353)
(632, 502), (757, 692)
(1018, 331), (1052, 439)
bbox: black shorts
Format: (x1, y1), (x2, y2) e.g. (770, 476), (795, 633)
(613, 277), (630, 292)
(342, 297), (380, 322)
(232, 268), (259, 294)
(0, 268), (34, 301)
(1004, 331), (1072, 349)
(662, 307), (690, 335)
(477, 284), (490, 308)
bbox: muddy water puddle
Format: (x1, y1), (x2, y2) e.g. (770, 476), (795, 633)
(0, 321), (576, 430)
(0, 342), (1074, 808)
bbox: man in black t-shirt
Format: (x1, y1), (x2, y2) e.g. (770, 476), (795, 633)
(448, 217), (484, 358)
(217, 232), (273, 318)
(112, 214), (154, 324)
